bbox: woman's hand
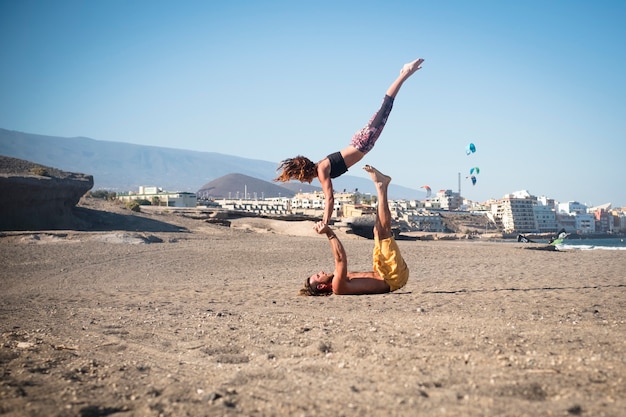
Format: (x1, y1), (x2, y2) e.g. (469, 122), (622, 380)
(313, 221), (330, 235)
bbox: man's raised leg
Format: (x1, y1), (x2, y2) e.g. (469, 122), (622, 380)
(363, 165), (392, 240)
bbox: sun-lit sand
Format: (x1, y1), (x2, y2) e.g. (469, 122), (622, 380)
(1, 199), (624, 416)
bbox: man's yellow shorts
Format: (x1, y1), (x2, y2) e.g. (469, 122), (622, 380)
(372, 237), (409, 292)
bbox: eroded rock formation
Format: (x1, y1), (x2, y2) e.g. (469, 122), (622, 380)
(0, 156), (93, 230)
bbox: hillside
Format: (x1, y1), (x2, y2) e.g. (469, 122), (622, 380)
(197, 173), (297, 199)
(0, 128), (421, 199)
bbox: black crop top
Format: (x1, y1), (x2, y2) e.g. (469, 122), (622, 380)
(327, 151), (348, 179)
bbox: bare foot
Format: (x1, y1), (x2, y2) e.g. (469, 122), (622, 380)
(400, 58), (424, 77)
(363, 165), (391, 185)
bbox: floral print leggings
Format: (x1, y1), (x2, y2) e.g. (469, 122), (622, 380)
(350, 95), (394, 154)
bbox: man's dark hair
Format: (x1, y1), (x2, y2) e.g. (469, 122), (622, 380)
(298, 277), (331, 296)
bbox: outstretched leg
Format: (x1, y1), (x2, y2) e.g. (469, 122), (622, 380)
(387, 58), (424, 98)
(364, 165), (409, 293)
(363, 165), (392, 240)
(350, 58), (424, 155)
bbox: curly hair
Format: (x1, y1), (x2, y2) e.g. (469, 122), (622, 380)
(274, 156), (317, 183)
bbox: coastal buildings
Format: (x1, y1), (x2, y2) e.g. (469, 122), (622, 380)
(423, 189), (462, 211)
(117, 186), (197, 208)
(488, 194), (624, 235)
(115, 183), (625, 236)
(219, 198), (290, 215)
(197, 189), (625, 235)
(400, 211), (445, 232)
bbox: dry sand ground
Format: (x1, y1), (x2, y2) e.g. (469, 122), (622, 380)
(1, 199), (625, 417)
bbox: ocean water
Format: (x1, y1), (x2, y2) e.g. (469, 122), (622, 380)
(557, 237), (626, 251)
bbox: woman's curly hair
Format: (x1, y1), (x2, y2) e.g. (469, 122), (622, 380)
(274, 156), (317, 183)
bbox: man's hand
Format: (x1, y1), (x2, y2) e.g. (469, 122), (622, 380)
(313, 221), (331, 235)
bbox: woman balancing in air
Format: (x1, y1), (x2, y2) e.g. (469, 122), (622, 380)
(274, 58), (424, 225)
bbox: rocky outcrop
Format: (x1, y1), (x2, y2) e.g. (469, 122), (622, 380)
(0, 156), (93, 230)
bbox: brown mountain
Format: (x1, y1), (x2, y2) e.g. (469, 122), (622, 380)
(196, 173), (319, 200)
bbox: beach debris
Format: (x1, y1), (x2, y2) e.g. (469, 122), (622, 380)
(90, 233), (163, 244)
(318, 341), (332, 353)
(52, 344), (79, 351)
(518, 228), (569, 251)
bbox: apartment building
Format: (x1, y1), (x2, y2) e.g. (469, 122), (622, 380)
(533, 204), (558, 233)
(117, 186), (197, 208)
(493, 195), (538, 234)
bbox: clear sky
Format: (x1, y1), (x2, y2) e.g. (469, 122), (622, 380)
(2, 0), (625, 207)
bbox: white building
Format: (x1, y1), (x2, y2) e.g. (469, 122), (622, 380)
(291, 191), (345, 216)
(575, 213), (596, 234)
(401, 211), (444, 232)
(220, 199), (290, 215)
(558, 201), (588, 215)
(533, 204), (558, 233)
(537, 196), (556, 207)
(117, 186), (197, 208)
(432, 189), (462, 211)
(492, 194), (538, 234)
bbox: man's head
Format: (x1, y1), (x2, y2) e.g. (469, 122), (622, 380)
(298, 271), (333, 296)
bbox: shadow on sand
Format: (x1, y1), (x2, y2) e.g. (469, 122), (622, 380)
(72, 207), (189, 233)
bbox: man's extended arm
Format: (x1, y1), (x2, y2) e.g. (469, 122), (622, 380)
(314, 221), (391, 295)
(314, 221), (347, 286)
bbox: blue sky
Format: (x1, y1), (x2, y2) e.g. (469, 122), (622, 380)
(2, 0), (625, 207)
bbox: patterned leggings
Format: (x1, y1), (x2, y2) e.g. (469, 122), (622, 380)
(350, 95), (394, 154)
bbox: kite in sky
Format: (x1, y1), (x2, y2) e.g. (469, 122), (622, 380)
(465, 143), (479, 186)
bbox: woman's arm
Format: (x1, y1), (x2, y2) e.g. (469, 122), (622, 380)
(317, 161), (335, 224)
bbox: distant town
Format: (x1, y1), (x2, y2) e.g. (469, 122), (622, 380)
(3, 130), (620, 236)
(111, 183), (625, 237)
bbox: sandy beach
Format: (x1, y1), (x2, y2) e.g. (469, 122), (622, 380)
(1, 199), (625, 417)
